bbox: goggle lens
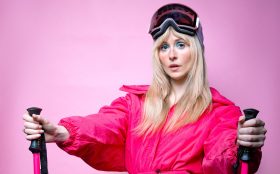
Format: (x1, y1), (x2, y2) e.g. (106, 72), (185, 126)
(149, 4), (199, 40)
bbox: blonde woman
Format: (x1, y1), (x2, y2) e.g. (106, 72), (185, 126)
(23, 3), (266, 174)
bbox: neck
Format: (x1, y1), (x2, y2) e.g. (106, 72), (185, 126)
(169, 77), (188, 105)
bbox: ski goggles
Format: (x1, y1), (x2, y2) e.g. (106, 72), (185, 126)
(149, 3), (202, 42)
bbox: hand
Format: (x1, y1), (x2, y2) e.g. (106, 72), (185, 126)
(237, 116), (267, 148)
(23, 113), (69, 143)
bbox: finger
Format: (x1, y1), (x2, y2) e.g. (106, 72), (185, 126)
(23, 113), (39, 124)
(24, 122), (42, 129)
(23, 128), (44, 135)
(237, 139), (264, 148)
(238, 116), (245, 130)
(238, 134), (266, 142)
(242, 118), (265, 127)
(32, 114), (49, 125)
(238, 115), (245, 123)
(239, 126), (267, 135)
(26, 134), (41, 140)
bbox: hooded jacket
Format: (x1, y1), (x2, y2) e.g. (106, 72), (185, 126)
(57, 85), (261, 174)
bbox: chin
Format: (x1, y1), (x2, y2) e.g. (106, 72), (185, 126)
(169, 75), (188, 82)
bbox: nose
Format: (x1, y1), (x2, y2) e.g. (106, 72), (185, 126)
(169, 47), (177, 61)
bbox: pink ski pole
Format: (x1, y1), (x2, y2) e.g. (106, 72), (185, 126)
(233, 108), (259, 174)
(240, 109), (259, 174)
(27, 107), (48, 174)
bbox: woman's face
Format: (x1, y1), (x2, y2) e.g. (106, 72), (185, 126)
(158, 32), (193, 82)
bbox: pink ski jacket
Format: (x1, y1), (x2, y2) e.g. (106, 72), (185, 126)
(57, 85), (261, 174)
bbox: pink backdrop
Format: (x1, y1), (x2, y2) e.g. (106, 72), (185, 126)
(0, 0), (279, 173)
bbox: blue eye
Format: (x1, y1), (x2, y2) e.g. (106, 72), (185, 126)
(160, 43), (169, 51)
(176, 41), (185, 49)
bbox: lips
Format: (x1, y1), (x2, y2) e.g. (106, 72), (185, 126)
(169, 64), (180, 68)
(169, 64), (181, 71)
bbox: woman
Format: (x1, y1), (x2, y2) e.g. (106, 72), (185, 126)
(23, 3), (266, 174)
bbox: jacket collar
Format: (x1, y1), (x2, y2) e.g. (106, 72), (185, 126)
(120, 85), (235, 106)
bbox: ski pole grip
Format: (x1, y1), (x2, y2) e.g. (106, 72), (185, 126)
(27, 107), (43, 153)
(240, 108), (259, 162)
(244, 108), (259, 121)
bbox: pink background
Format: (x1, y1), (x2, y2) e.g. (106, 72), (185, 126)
(0, 0), (279, 173)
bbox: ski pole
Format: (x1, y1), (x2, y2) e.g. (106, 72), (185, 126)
(240, 108), (259, 174)
(27, 107), (48, 174)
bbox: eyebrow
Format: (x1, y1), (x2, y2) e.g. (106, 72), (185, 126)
(162, 38), (185, 44)
(175, 38), (185, 42)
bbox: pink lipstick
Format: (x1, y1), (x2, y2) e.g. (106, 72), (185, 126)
(169, 64), (180, 71)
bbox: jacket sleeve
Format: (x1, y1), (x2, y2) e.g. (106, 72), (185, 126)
(56, 94), (131, 171)
(202, 105), (262, 174)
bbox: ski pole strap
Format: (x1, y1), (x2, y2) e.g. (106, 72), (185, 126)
(27, 107), (48, 174)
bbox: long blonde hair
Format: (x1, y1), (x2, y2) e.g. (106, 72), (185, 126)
(135, 27), (212, 136)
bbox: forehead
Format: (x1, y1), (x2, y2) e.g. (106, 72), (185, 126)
(162, 31), (185, 43)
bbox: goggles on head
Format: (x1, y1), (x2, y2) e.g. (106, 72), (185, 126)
(149, 3), (204, 48)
